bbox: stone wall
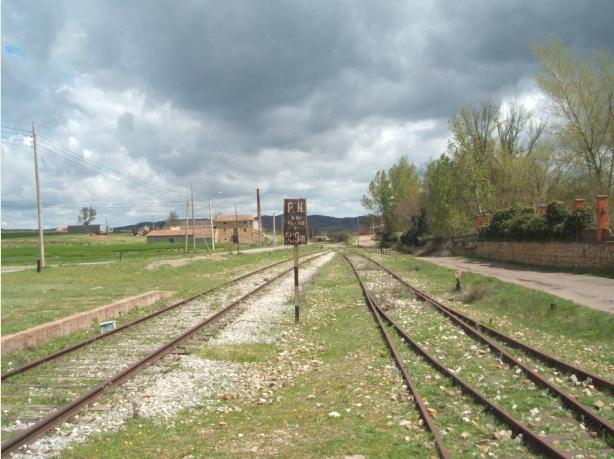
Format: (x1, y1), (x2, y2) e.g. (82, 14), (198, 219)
(477, 241), (614, 270)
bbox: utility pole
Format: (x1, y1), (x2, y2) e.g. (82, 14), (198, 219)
(32, 121), (45, 270)
(234, 203), (240, 254)
(272, 212), (277, 247)
(185, 198), (189, 253)
(191, 184), (196, 252)
(209, 196), (215, 251)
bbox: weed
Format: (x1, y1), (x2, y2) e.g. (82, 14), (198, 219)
(461, 284), (493, 304)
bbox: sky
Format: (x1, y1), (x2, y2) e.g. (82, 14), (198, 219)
(2, 0), (614, 228)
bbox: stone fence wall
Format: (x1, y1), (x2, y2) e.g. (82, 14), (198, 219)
(476, 241), (614, 270)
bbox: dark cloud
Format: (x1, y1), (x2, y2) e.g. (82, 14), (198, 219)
(2, 0), (614, 227)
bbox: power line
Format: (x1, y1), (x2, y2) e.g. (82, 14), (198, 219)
(2, 127), (188, 198)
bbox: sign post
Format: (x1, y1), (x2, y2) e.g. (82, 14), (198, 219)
(283, 198), (307, 323)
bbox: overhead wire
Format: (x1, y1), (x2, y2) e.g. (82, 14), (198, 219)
(1, 127), (189, 199)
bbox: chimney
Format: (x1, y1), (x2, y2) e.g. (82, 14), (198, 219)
(476, 214), (491, 233)
(595, 195), (610, 242)
(256, 188), (262, 246)
(573, 198), (587, 209)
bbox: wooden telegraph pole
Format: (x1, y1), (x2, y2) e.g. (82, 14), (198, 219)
(209, 196), (215, 251)
(32, 121), (45, 270)
(191, 184), (196, 252)
(272, 212), (277, 247)
(185, 198), (189, 253)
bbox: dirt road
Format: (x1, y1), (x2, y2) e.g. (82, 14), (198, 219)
(418, 256), (614, 314)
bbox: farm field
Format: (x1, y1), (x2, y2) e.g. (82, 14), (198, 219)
(1, 232), (273, 266)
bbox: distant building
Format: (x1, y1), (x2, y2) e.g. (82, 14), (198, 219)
(146, 227), (215, 244)
(216, 215), (256, 244)
(68, 224), (102, 234)
(162, 218), (212, 229)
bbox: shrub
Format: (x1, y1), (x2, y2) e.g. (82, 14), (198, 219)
(461, 284), (493, 304)
(481, 202), (593, 242)
(400, 208), (428, 246)
(328, 231), (350, 242)
(562, 207), (594, 239)
(545, 201), (569, 227)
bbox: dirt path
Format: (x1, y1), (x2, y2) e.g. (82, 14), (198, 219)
(1, 260), (116, 273)
(417, 256), (614, 314)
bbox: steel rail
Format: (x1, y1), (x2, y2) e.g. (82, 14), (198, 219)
(2, 250), (324, 380)
(343, 253), (566, 458)
(1, 251), (330, 456)
(358, 252), (614, 393)
(341, 253), (450, 459)
(357, 252), (614, 438)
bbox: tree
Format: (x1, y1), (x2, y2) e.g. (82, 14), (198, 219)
(424, 155), (474, 236)
(78, 206), (97, 225)
(167, 210), (179, 226)
(448, 100), (498, 214)
(362, 169), (394, 230)
(388, 156), (423, 232)
(533, 41), (614, 196)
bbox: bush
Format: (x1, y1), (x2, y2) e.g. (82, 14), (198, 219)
(328, 231), (350, 242)
(400, 208), (428, 246)
(562, 207), (594, 239)
(380, 230), (397, 248)
(481, 202), (593, 242)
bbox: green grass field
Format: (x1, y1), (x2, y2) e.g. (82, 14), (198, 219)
(1, 232), (275, 266)
(1, 237), (319, 336)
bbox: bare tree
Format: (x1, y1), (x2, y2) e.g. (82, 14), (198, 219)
(534, 41), (614, 195)
(78, 206), (97, 225)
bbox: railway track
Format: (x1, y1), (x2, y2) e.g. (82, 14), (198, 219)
(1, 250), (329, 456)
(342, 251), (614, 458)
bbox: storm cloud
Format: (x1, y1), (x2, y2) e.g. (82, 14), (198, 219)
(2, 0), (614, 227)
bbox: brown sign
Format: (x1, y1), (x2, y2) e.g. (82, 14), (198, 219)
(283, 198), (308, 245)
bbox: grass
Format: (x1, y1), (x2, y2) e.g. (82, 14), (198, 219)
(1, 232), (277, 266)
(370, 251), (614, 344)
(364, 250), (614, 378)
(196, 343), (280, 363)
(60, 255), (436, 458)
(460, 253), (614, 279)
(1, 245), (321, 336)
(7, 250), (612, 457)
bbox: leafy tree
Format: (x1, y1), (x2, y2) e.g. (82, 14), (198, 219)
(388, 156), (423, 232)
(448, 100), (498, 214)
(77, 206), (97, 225)
(424, 155), (474, 236)
(533, 41), (614, 196)
(167, 210), (179, 226)
(362, 169), (394, 230)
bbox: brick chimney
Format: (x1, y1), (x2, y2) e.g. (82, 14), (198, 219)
(595, 195), (610, 242)
(476, 214), (492, 232)
(573, 198), (586, 209)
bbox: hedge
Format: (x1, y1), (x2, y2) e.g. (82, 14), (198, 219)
(480, 202), (594, 241)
